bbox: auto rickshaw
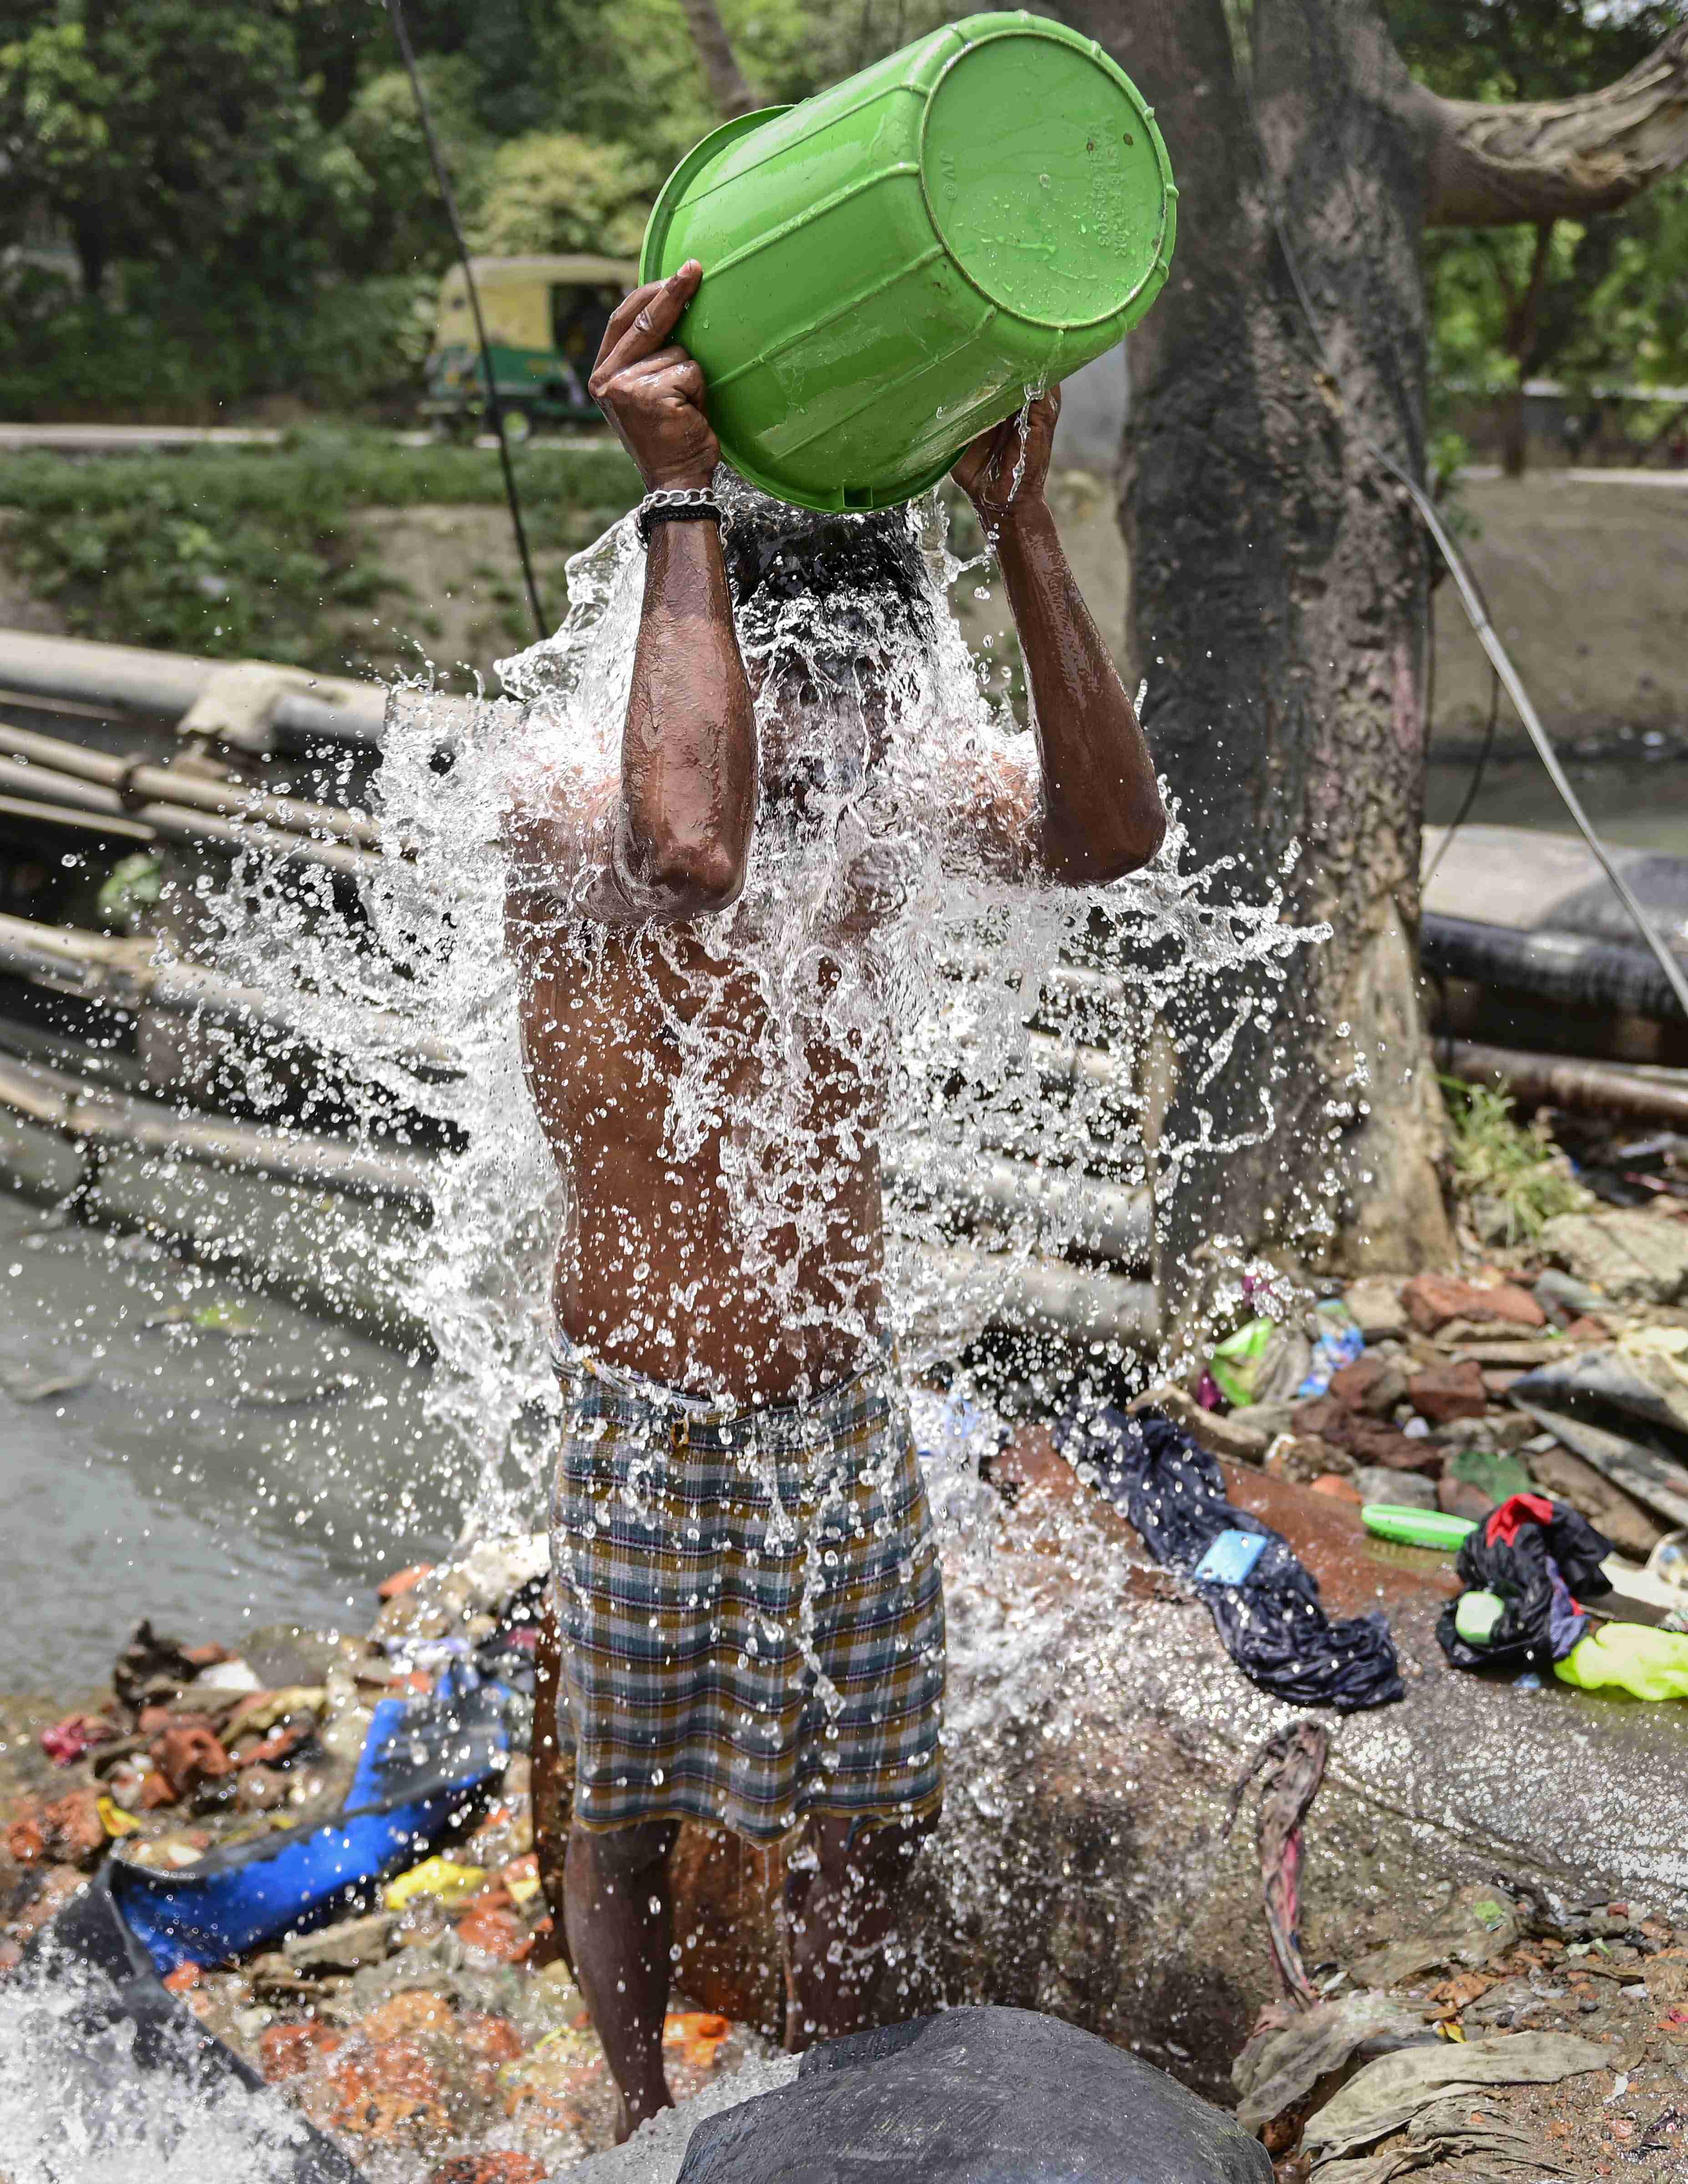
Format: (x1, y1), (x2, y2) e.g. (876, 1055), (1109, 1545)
(421, 254), (636, 440)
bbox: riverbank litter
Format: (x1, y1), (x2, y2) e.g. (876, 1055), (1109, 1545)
(0, 1552), (775, 2180)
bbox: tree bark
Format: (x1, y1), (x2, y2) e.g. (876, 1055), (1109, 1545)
(1419, 20), (1688, 227)
(1052, 0), (1452, 1335)
(1499, 221), (1555, 478)
(678, 0), (760, 120)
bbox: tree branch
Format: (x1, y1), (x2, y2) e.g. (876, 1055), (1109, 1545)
(1422, 20), (1688, 227)
(678, 0), (760, 120)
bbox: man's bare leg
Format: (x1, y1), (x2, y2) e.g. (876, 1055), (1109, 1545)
(529, 1602), (574, 1975)
(783, 1813), (932, 2049)
(565, 1817), (679, 2139)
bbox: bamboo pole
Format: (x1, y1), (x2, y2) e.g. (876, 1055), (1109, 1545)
(0, 754), (378, 881)
(1441, 1036), (1688, 1125)
(0, 1047), (434, 1205)
(0, 911), (456, 1078)
(0, 718), (386, 851)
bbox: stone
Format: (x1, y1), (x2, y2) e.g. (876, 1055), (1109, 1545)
(6, 1788), (106, 1869)
(1352, 1465), (1436, 1509)
(148, 1722), (232, 1803)
(1129, 1383), (1269, 1462)
(259, 2021), (344, 2079)
(284, 1909), (395, 1972)
(1227, 1400), (1298, 1442)
(1536, 1268), (1608, 1322)
(1265, 1436), (1349, 1486)
(1526, 1445), (1667, 1560)
(1407, 1360), (1489, 1425)
(1345, 1276), (1410, 1342)
(1293, 1397), (1440, 1475)
(1401, 1274), (1546, 1335)
(455, 1901), (533, 1965)
(1540, 1208), (1688, 1307)
(1329, 1356), (1409, 1416)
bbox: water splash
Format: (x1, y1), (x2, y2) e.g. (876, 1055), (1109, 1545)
(196, 475), (1323, 1552)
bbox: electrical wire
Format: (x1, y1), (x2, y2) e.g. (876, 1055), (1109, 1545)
(1222, 6), (1688, 1021)
(383, 0), (548, 642)
(1422, 662), (1502, 892)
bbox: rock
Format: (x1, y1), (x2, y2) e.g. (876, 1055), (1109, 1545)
(1329, 1356), (1409, 1416)
(428, 2160), (549, 2184)
(1401, 1274), (1546, 1335)
(1406, 1360), (1489, 1425)
(284, 1909), (395, 1972)
(1293, 1397), (1440, 1475)
(1352, 1466), (1436, 1509)
(377, 1563), (434, 1603)
(1227, 1400), (1298, 1442)
(1438, 1474), (1499, 1524)
(1265, 1436), (1349, 1486)
(259, 2021), (344, 2079)
(1345, 1277), (1410, 1342)
(1540, 1208), (1688, 1306)
(1129, 1383), (1269, 1462)
(148, 1721), (232, 1803)
(455, 1901), (533, 1965)
(6, 1787), (106, 1869)
(1526, 1444), (1667, 1559)
(1536, 1268), (1608, 1324)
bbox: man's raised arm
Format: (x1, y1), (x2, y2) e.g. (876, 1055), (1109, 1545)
(507, 262), (757, 932)
(953, 391), (1166, 887)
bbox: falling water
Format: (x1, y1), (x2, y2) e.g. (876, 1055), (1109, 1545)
(190, 472), (1323, 1552)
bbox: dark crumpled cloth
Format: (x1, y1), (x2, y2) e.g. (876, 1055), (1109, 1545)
(1435, 1491), (1614, 1671)
(1059, 1406), (1404, 1712)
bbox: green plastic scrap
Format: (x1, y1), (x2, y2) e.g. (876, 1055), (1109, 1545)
(1208, 1317), (1276, 1408)
(1555, 1620), (1688, 1701)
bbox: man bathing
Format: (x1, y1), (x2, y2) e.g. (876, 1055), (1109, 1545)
(506, 259), (1165, 2138)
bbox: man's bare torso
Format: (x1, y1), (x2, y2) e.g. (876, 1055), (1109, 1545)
(517, 871), (890, 1405)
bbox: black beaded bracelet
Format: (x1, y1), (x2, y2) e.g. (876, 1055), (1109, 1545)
(636, 490), (723, 546)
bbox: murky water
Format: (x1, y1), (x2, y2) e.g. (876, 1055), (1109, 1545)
(0, 1195), (450, 1694)
(1425, 752), (1688, 854)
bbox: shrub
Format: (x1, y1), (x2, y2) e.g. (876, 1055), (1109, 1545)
(467, 133), (651, 259)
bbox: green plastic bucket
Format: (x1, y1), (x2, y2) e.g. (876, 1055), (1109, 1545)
(639, 10), (1176, 511)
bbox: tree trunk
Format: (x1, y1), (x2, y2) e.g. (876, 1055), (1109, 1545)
(678, 0), (760, 119)
(1054, 0), (1453, 1335)
(1499, 221), (1555, 479)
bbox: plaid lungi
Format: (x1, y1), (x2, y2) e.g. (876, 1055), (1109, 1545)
(547, 1335), (945, 1844)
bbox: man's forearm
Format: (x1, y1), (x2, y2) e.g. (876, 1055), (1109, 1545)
(996, 501), (1165, 884)
(613, 521), (757, 918)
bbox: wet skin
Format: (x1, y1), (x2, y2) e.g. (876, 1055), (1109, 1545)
(506, 260), (1167, 2136)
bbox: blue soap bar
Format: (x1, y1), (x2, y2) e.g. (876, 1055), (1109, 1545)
(1191, 1528), (1269, 1586)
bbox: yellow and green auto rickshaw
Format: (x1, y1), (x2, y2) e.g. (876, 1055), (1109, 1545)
(422, 254), (636, 439)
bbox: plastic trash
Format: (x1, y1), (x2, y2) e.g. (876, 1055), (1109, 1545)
(1295, 1299), (1367, 1399)
(1555, 1620), (1688, 1700)
(1362, 1506), (1477, 1552)
(677, 2007), (1272, 2184)
(384, 1855), (490, 1911)
(110, 1668), (508, 1973)
(1208, 1318), (1277, 1407)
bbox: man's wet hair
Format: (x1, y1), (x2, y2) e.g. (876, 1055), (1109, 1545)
(718, 487), (933, 676)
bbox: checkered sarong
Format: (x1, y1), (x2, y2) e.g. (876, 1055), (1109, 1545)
(547, 1337), (945, 1843)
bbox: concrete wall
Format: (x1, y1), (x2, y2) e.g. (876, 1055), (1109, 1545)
(1053, 343), (1128, 472)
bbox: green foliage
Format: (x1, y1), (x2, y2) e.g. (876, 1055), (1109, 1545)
(0, 433), (639, 669)
(0, 259), (437, 420)
(1439, 1076), (1592, 1243)
(468, 133), (651, 258)
(1392, 0), (1688, 426)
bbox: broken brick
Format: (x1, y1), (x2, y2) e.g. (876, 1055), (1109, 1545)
(1407, 1358), (1489, 1424)
(1401, 1274), (1545, 1335)
(455, 1902), (533, 1964)
(1328, 1356), (1409, 1416)
(259, 2021), (345, 2079)
(377, 1564), (434, 1602)
(149, 1723), (233, 1803)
